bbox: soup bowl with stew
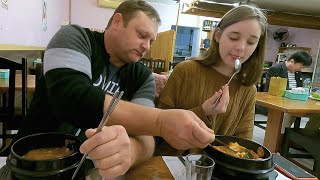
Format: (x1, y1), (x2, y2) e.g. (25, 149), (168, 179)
(7, 132), (83, 180)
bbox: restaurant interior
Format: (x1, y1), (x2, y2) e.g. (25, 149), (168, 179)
(1, 0), (320, 179)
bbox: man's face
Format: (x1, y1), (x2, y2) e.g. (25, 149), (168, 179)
(287, 59), (305, 73)
(113, 11), (158, 64)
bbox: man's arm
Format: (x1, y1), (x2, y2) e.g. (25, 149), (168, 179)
(104, 95), (215, 150)
(129, 74), (156, 166)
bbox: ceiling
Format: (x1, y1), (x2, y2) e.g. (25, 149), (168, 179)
(151, 0), (320, 17)
(198, 0), (320, 17)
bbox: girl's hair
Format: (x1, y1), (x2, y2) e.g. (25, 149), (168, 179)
(196, 5), (268, 86)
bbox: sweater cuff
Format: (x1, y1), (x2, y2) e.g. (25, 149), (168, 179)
(190, 106), (212, 128)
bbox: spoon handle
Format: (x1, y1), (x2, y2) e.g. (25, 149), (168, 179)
(71, 91), (124, 180)
(212, 63), (239, 110)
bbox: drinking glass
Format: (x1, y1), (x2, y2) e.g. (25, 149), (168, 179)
(185, 154), (215, 180)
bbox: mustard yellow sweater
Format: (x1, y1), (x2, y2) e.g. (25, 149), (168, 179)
(158, 60), (256, 139)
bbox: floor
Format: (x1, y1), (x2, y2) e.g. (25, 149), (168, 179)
(253, 114), (314, 171)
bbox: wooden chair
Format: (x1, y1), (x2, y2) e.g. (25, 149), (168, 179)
(139, 58), (152, 69)
(169, 61), (180, 70)
(35, 62), (43, 85)
(151, 58), (166, 74)
(0, 57), (27, 152)
(281, 117), (320, 177)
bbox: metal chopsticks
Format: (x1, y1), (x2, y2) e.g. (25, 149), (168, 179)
(71, 91), (124, 180)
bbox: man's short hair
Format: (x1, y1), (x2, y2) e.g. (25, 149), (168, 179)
(288, 51), (312, 66)
(106, 0), (161, 28)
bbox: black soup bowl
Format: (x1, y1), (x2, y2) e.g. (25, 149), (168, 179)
(7, 132), (83, 180)
(204, 135), (274, 179)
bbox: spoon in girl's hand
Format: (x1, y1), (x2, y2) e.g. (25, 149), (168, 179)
(212, 59), (241, 109)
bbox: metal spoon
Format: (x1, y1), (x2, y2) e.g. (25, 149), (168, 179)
(226, 59), (242, 85)
(212, 59), (241, 109)
(71, 91), (124, 180)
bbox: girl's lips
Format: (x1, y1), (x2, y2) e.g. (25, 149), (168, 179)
(231, 55), (241, 60)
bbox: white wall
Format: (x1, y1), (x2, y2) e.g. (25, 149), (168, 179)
(0, 0), (69, 46)
(71, 0), (201, 32)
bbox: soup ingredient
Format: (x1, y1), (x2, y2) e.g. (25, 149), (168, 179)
(212, 142), (264, 159)
(23, 147), (74, 160)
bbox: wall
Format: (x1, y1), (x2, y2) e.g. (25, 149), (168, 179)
(0, 0), (69, 47)
(71, 0), (200, 33)
(1, 0), (320, 68)
(265, 25), (320, 68)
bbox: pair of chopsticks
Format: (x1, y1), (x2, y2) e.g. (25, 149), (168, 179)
(71, 91), (124, 180)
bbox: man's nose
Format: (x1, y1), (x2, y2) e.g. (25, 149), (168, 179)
(141, 40), (150, 52)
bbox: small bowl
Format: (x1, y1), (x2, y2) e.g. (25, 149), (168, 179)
(204, 135), (274, 179)
(7, 132), (83, 180)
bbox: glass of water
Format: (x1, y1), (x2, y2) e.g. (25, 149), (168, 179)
(185, 154), (215, 180)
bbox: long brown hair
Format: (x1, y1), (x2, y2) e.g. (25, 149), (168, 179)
(197, 5), (268, 86)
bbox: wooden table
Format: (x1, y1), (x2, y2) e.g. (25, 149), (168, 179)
(0, 74), (36, 93)
(255, 92), (320, 153)
(125, 156), (173, 179)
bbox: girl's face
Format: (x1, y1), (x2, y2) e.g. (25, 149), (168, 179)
(215, 18), (262, 72)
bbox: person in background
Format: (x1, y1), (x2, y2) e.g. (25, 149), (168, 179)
(15, 0), (215, 179)
(158, 4), (268, 154)
(265, 51), (320, 132)
(265, 51), (312, 91)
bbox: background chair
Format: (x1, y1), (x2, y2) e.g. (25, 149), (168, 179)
(169, 61), (180, 70)
(0, 57), (27, 152)
(35, 62), (43, 85)
(151, 58), (166, 74)
(139, 58), (152, 69)
(281, 117), (320, 178)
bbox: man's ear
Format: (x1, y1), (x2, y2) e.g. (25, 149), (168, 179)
(214, 28), (222, 43)
(111, 13), (123, 29)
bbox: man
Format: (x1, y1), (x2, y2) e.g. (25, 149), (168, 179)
(265, 51), (312, 91)
(265, 51), (318, 132)
(16, 1), (215, 179)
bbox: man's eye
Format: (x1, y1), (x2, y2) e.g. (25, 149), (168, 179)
(139, 33), (146, 38)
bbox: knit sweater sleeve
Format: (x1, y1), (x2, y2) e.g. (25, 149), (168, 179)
(158, 66), (182, 109)
(158, 62), (208, 121)
(233, 86), (256, 139)
(43, 25), (105, 129)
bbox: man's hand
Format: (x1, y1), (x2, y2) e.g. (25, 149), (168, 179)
(80, 126), (131, 179)
(157, 109), (215, 150)
(202, 85), (229, 115)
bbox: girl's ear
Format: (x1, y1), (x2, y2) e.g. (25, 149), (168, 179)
(214, 28), (222, 43)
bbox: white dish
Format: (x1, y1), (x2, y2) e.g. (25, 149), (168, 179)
(309, 95), (320, 101)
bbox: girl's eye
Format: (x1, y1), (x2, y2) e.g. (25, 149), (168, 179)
(229, 37), (238, 41)
(248, 41), (257, 45)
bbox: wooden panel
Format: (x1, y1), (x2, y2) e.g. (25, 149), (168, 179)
(0, 44), (45, 51)
(145, 30), (176, 72)
(182, 3), (320, 30)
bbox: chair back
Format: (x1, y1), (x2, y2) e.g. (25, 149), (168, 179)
(0, 57), (27, 149)
(139, 58), (152, 69)
(35, 62), (43, 85)
(151, 58), (166, 74)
